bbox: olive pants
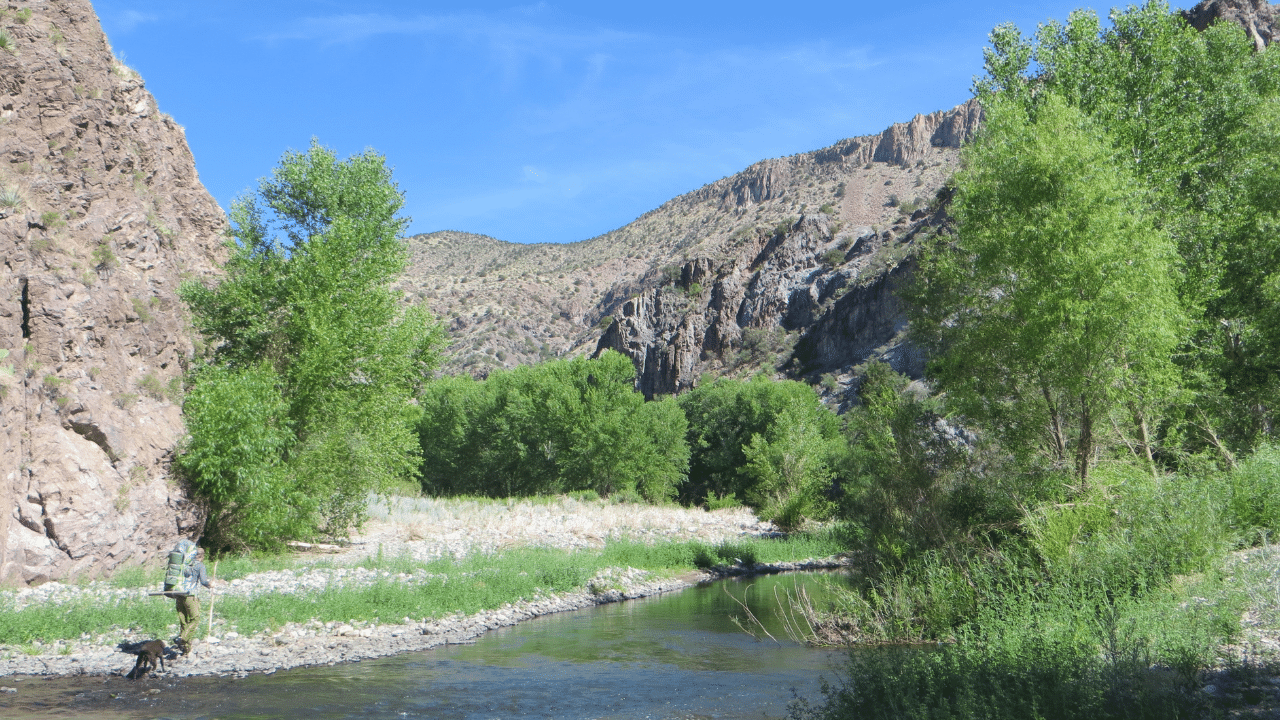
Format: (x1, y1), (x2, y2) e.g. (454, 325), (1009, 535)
(176, 595), (200, 644)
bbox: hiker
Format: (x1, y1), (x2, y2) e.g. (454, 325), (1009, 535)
(163, 540), (217, 654)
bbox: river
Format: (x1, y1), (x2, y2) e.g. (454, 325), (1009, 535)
(2, 572), (845, 719)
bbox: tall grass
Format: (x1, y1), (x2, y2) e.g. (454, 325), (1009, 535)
(792, 454), (1280, 720)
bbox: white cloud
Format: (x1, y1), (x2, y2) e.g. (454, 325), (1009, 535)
(115, 10), (158, 32)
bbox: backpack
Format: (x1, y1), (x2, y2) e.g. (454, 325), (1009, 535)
(163, 540), (198, 594)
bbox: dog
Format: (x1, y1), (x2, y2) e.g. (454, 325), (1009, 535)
(119, 639), (167, 679)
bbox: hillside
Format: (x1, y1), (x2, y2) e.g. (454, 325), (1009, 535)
(400, 101), (979, 401)
(0, 0), (227, 585)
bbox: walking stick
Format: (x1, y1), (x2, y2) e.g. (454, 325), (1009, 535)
(207, 559), (219, 636)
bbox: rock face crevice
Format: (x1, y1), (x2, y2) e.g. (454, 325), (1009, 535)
(0, 0), (226, 585)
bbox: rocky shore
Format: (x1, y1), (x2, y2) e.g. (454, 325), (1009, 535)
(0, 496), (845, 680)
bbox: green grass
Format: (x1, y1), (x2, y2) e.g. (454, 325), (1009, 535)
(0, 532), (846, 645)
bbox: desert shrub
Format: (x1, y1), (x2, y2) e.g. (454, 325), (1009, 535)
(0, 186), (21, 210)
(137, 373), (165, 401)
(820, 249), (845, 267)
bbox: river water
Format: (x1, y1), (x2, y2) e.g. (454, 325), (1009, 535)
(3, 573), (845, 719)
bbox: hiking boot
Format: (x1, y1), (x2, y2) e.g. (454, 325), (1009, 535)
(175, 638), (191, 655)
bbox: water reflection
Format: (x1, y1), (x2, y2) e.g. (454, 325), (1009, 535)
(5, 573), (844, 720)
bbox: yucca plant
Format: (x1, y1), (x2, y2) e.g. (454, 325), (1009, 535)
(0, 30), (16, 55)
(0, 186), (23, 211)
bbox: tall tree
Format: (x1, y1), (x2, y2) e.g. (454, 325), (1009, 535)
(909, 94), (1183, 485)
(179, 141), (445, 549)
(975, 1), (1280, 454)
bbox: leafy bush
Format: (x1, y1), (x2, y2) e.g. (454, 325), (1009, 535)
(820, 249), (845, 267)
(680, 376), (841, 524)
(418, 351), (688, 502)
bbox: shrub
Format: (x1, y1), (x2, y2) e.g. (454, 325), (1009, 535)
(1225, 443), (1280, 544)
(91, 242), (116, 270)
(15, 8), (32, 24)
(0, 30), (15, 55)
(130, 297), (153, 322)
(137, 373), (165, 401)
(0, 186), (24, 210)
(821, 248), (845, 267)
(39, 211), (64, 228)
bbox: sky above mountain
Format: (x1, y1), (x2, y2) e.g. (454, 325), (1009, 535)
(92, 0), (1192, 244)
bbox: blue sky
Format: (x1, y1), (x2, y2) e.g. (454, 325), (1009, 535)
(91, 1), (1191, 244)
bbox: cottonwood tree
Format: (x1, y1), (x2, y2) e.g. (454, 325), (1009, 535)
(179, 141), (445, 549)
(909, 95), (1182, 486)
(417, 351), (689, 502)
(975, 2), (1280, 457)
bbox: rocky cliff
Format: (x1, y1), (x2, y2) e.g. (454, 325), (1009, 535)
(402, 100), (980, 393)
(403, 101), (979, 403)
(0, 0), (226, 585)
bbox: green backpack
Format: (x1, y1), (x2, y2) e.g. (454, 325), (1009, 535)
(163, 540), (198, 594)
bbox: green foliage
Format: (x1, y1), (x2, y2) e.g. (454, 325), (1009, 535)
(178, 364), (297, 548)
(129, 297), (154, 322)
(679, 376), (841, 524)
(1224, 443), (1280, 544)
(837, 363), (984, 564)
(91, 242), (116, 270)
(0, 186), (21, 209)
(971, 1), (1280, 455)
(820, 248), (845, 267)
(909, 94), (1182, 484)
(137, 373), (165, 401)
(178, 141), (446, 550)
(15, 8), (31, 24)
(418, 351), (688, 501)
(38, 211), (64, 228)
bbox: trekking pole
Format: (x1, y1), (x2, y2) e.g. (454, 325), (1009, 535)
(207, 559), (219, 636)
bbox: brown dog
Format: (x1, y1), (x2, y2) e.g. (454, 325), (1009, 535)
(127, 640), (166, 679)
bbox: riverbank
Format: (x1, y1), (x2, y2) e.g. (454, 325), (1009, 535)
(0, 495), (848, 680)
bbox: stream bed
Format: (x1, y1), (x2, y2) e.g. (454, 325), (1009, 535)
(1, 572), (845, 719)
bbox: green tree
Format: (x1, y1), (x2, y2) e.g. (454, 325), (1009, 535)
(417, 352), (688, 501)
(974, 1), (1280, 455)
(678, 376), (841, 519)
(179, 141), (446, 549)
(909, 94), (1183, 485)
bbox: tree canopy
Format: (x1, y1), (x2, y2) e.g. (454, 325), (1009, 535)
(179, 141), (445, 549)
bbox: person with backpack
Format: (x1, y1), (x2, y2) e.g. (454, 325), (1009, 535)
(163, 540), (217, 654)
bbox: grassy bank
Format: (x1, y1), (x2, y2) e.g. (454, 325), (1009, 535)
(0, 531), (845, 646)
(786, 448), (1280, 720)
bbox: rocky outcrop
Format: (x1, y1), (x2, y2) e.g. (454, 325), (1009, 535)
(711, 99), (981, 210)
(1182, 0), (1278, 51)
(592, 111), (971, 401)
(0, 1), (226, 585)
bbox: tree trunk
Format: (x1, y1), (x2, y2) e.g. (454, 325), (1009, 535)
(1077, 395), (1092, 491)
